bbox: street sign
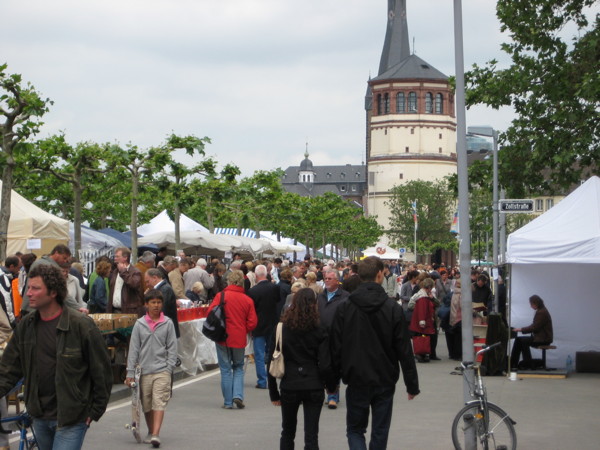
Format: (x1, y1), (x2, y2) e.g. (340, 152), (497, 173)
(499, 199), (534, 213)
(399, 248), (406, 254)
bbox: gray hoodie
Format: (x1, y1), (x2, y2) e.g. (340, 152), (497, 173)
(127, 315), (178, 378)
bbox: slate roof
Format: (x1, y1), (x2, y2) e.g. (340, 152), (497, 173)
(372, 54), (448, 82)
(281, 163), (367, 198)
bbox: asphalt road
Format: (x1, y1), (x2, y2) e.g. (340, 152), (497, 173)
(8, 345), (600, 449)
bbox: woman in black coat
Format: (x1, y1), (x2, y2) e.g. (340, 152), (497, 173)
(268, 288), (336, 450)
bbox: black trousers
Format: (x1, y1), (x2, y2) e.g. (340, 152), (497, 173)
(280, 389), (324, 450)
(511, 336), (550, 369)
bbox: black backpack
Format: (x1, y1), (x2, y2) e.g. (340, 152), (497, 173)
(202, 291), (227, 342)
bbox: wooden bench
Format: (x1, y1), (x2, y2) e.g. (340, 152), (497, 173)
(537, 345), (557, 370)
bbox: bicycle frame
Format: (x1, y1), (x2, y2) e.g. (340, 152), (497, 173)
(1, 410), (37, 450)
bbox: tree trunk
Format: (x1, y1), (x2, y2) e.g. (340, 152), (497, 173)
(206, 197), (214, 233)
(174, 203), (181, 252)
(0, 158), (15, 262)
(130, 168), (139, 263)
(73, 176), (83, 261)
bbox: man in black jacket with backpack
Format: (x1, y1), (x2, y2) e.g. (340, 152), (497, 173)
(330, 256), (419, 449)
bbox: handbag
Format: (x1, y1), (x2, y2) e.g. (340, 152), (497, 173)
(202, 292), (227, 342)
(269, 322), (285, 379)
(412, 334), (431, 355)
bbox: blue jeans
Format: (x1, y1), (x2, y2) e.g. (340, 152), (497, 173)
(32, 418), (88, 450)
(253, 333), (272, 388)
(346, 384), (395, 450)
(216, 344), (246, 407)
(327, 385), (340, 403)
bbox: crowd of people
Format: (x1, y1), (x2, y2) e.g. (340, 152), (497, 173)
(0, 246), (549, 449)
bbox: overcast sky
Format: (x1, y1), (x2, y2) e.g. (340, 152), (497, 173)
(2, 0), (515, 176)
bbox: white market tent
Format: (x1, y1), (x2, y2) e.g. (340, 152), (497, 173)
(362, 244), (401, 259)
(0, 181), (70, 256)
(137, 210), (209, 236)
(138, 230), (275, 258)
(506, 176), (600, 368)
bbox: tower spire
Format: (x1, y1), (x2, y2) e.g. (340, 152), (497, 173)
(378, 0), (410, 76)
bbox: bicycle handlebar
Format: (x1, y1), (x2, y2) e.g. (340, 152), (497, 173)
(460, 342), (503, 369)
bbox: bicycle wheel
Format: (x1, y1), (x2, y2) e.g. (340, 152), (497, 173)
(451, 402), (516, 450)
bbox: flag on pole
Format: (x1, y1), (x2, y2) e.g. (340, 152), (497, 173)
(450, 210), (459, 234)
(412, 200), (418, 230)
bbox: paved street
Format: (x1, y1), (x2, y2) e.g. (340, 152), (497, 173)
(8, 345), (600, 449)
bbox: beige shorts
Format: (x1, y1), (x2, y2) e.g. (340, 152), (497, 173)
(140, 371), (172, 412)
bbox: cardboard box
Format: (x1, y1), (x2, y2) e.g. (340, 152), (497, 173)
(113, 314), (137, 329)
(89, 313), (137, 331)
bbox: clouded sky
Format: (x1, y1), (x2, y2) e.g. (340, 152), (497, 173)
(2, 0), (514, 176)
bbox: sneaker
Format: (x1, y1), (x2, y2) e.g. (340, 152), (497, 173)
(150, 435), (160, 448)
(328, 400), (337, 410)
(143, 434), (152, 444)
(233, 398), (245, 409)
(221, 404), (233, 409)
(255, 384), (267, 389)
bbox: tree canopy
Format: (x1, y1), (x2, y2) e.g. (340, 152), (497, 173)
(386, 179), (456, 256)
(466, 0), (599, 194)
(0, 64), (51, 260)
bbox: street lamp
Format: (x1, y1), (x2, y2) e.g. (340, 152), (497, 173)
(468, 126), (499, 313)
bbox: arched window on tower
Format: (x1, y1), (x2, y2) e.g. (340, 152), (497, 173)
(425, 93), (433, 113)
(384, 93), (390, 114)
(396, 92), (405, 113)
(377, 94), (382, 115)
(435, 93), (443, 114)
(408, 92), (417, 113)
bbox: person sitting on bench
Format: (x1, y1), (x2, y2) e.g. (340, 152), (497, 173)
(511, 295), (553, 370)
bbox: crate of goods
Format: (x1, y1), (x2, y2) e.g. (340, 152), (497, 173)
(113, 314), (137, 329)
(89, 314), (115, 331)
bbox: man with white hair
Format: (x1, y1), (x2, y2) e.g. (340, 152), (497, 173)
(135, 250), (156, 292)
(184, 258), (215, 293)
(247, 264), (281, 389)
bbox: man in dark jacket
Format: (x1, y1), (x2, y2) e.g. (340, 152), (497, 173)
(248, 264), (281, 389)
(108, 247), (143, 316)
(145, 268), (180, 339)
(317, 268), (349, 409)
(331, 256), (419, 449)
(0, 264), (112, 449)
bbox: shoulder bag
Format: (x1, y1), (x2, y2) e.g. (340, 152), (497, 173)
(269, 322), (285, 378)
(202, 291), (228, 342)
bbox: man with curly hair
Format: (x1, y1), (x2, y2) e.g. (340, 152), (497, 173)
(0, 264), (113, 449)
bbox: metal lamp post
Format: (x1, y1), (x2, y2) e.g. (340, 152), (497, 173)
(453, 0), (475, 413)
(468, 125), (499, 313)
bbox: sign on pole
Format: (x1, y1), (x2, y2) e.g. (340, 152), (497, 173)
(499, 199), (534, 213)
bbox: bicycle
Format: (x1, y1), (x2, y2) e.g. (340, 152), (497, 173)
(0, 392), (38, 450)
(451, 342), (517, 450)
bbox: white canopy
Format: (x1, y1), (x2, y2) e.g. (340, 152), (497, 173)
(138, 230), (274, 257)
(0, 181), (70, 256)
(507, 176), (600, 368)
(362, 244), (400, 259)
(259, 232), (304, 254)
(506, 176), (600, 264)
(137, 210), (209, 236)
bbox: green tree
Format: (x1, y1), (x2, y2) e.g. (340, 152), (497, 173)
(0, 65), (51, 260)
(386, 179), (456, 256)
(155, 134), (212, 250)
(20, 135), (110, 257)
(466, 0), (599, 194)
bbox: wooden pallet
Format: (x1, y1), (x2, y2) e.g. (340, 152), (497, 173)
(516, 369), (567, 379)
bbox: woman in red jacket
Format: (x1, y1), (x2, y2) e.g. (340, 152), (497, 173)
(409, 278), (436, 363)
(208, 270), (257, 409)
